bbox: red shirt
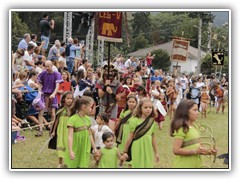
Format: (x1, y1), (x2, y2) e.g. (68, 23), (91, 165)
(56, 81), (71, 103)
(146, 55), (152, 66)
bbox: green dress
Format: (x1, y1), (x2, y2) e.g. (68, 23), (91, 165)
(64, 114), (91, 168)
(172, 126), (202, 168)
(57, 109), (69, 158)
(129, 117), (157, 168)
(117, 110), (131, 153)
(98, 147), (118, 168)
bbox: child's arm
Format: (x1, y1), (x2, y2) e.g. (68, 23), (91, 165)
(117, 148), (125, 167)
(122, 132), (134, 160)
(68, 127), (75, 160)
(117, 148), (125, 161)
(88, 128), (98, 153)
(152, 133), (160, 163)
(50, 116), (59, 137)
(94, 149), (102, 162)
(173, 138), (211, 156)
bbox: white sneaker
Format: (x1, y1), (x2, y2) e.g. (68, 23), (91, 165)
(21, 119), (29, 124)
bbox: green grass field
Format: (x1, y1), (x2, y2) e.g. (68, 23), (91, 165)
(11, 106), (229, 169)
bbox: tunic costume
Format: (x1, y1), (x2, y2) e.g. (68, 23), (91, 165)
(98, 147), (119, 168)
(37, 70), (63, 109)
(56, 108), (69, 158)
(117, 110), (131, 153)
(172, 126), (202, 168)
(64, 114), (91, 168)
(129, 117), (157, 168)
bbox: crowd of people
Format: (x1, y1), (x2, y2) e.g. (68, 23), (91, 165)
(11, 14), (228, 168)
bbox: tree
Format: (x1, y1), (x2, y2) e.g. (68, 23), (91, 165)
(11, 12), (30, 51)
(132, 34), (148, 51)
(151, 49), (171, 72)
(131, 12), (152, 40)
(201, 53), (214, 74)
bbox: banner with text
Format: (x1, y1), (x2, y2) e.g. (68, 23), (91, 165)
(171, 39), (189, 61)
(97, 12), (123, 42)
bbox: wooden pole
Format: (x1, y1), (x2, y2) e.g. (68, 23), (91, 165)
(107, 42), (111, 79)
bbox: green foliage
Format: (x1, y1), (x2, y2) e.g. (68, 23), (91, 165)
(201, 53), (214, 74)
(11, 12), (30, 51)
(211, 24), (229, 51)
(12, 12), (30, 37)
(132, 34), (149, 51)
(131, 12), (152, 39)
(149, 12), (199, 48)
(151, 49), (171, 72)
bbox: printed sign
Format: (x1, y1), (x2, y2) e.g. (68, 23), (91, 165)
(171, 39), (189, 61)
(212, 51), (224, 66)
(97, 12), (122, 42)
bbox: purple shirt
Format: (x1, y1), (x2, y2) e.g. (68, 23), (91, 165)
(38, 70), (63, 94)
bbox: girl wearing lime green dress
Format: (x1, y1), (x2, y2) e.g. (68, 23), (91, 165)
(64, 96), (98, 168)
(95, 132), (124, 168)
(123, 98), (160, 168)
(50, 91), (73, 168)
(170, 99), (217, 168)
(115, 95), (138, 153)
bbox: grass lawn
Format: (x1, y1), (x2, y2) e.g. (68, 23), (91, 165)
(11, 106), (229, 169)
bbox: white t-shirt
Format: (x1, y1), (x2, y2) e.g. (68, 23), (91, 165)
(90, 124), (112, 148)
(78, 65), (86, 73)
(29, 41), (37, 47)
(180, 77), (188, 89)
(35, 67), (43, 74)
(196, 82), (205, 89)
(58, 56), (67, 67)
(52, 65), (58, 72)
(23, 51), (33, 66)
(124, 58), (131, 68)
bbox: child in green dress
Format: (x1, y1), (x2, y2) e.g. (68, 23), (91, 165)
(94, 131), (125, 168)
(170, 99), (217, 168)
(115, 94), (138, 153)
(50, 91), (73, 168)
(123, 98), (160, 168)
(64, 96), (98, 168)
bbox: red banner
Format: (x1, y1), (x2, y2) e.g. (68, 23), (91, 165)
(97, 12), (122, 42)
(171, 39), (189, 61)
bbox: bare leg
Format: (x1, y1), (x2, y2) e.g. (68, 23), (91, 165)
(41, 48), (46, 57)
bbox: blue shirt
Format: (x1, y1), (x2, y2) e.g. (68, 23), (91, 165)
(69, 45), (81, 59)
(150, 76), (163, 82)
(18, 39), (28, 50)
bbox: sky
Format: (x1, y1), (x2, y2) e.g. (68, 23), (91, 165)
(1, 0), (239, 179)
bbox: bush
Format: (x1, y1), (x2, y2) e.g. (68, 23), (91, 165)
(151, 49), (171, 71)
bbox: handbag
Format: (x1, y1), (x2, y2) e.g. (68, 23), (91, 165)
(32, 92), (45, 111)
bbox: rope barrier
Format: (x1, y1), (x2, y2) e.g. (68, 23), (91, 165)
(12, 121), (54, 132)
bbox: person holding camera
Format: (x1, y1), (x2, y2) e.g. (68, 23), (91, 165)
(39, 13), (55, 56)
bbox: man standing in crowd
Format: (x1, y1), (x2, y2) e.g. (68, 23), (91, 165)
(39, 13), (55, 56)
(36, 60), (62, 137)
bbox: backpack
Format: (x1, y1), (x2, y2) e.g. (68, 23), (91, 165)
(65, 44), (72, 57)
(19, 85), (38, 104)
